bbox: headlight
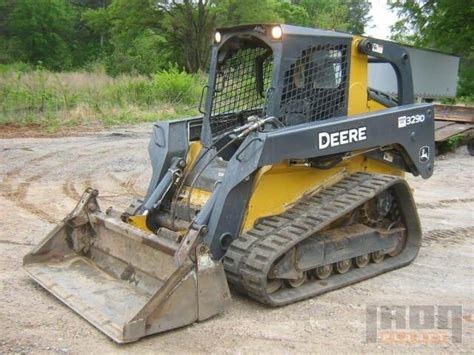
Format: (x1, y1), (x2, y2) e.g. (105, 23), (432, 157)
(214, 32), (222, 43)
(271, 26), (282, 39)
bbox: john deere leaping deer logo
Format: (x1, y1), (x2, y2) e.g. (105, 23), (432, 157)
(419, 146), (430, 163)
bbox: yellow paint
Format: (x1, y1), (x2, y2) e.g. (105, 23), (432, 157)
(350, 154), (405, 177)
(128, 215), (150, 232)
(242, 156), (403, 232)
(183, 141), (213, 206)
(348, 37), (390, 115)
(348, 36), (369, 116)
(242, 162), (345, 231)
(367, 98), (387, 112)
(186, 141), (203, 170)
(182, 186), (212, 207)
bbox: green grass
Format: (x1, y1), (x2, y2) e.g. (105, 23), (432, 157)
(437, 134), (465, 154)
(0, 63), (206, 133)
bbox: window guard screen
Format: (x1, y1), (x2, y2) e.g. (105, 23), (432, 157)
(210, 46), (273, 136)
(280, 43), (349, 126)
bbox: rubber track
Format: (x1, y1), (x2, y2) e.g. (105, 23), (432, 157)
(223, 172), (405, 306)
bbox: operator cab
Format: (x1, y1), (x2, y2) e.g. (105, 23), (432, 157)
(201, 24), (352, 148)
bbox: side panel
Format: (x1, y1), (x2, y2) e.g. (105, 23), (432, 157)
(259, 103), (434, 178)
(242, 156), (404, 232)
(369, 46), (460, 99)
(242, 163), (346, 231)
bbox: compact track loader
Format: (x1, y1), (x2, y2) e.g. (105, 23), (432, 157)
(25, 24), (437, 343)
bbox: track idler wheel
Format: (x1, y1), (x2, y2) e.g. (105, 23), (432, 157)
(387, 221), (406, 257)
(355, 254), (370, 268)
(266, 279), (283, 294)
(314, 264), (333, 279)
(335, 259), (352, 274)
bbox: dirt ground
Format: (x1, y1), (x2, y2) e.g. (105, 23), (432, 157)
(1, 125), (473, 353)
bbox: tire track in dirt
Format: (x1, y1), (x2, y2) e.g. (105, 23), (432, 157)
(6, 172), (59, 223)
(422, 226), (474, 246)
(1, 136), (137, 188)
(62, 163), (145, 203)
(0, 151), (59, 193)
(62, 177), (83, 201)
(58, 138), (147, 202)
(0, 151), (68, 223)
(107, 171), (146, 197)
(60, 148), (119, 202)
(1, 138), (142, 222)
(61, 171), (97, 202)
(1, 147), (105, 223)
(1, 136), (148, 226)
(417, 197), (474, 209)
(0, 239), (36, 246)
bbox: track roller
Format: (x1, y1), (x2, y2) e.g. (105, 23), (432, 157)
(287, 273), (307, 288)
(371, 251), (385, 263)
(335, 259), (352, 274)
(354, 254), (370, 268)
(314, 264), (333, 279)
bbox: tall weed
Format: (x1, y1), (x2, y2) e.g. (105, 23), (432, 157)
(0, 63), (204, 131)
(152, 69), (205, 105)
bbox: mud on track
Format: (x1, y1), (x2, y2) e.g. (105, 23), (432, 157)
(0, 126), (473, 353)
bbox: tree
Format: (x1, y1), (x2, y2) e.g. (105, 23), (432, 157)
(345, 0), (371, 35)
(81, 6), (110, 48)
(107, 29), (171, 75)
(277, 1), (310, 26)
(160, 0), (218, 73)
(0, 0), (15, 36)
(83, 0), (171, 75)
(0, 0), (375, 73)
(7, 0), (76, 70)
(297, 0), (349, 31)
(0, 0), (23, 63)
(217, 0), (282, 26)
(107, 0), (162, 45)
(72, 0), (111, 67)
(390, 0), (473, 99)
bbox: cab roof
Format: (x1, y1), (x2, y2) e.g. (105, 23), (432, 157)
(216, 23), (353, 39)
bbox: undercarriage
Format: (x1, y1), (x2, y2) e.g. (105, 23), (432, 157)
(224, 172), (421, 305)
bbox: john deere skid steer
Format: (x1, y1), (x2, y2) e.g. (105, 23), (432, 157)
(24, 24), (438, 342)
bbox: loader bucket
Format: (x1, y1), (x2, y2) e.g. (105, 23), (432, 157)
(23, 189), (230, 343)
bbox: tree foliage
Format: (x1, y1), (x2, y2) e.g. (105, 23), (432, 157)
(217, 0), (282, 26)
(6, 0), (76, 70)
(346, 0), (372, 35)
(160, 0), (218, 73)
(0, 0), (373, 74)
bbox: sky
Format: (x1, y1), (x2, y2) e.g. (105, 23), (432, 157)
(366, 0), (399, 40)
